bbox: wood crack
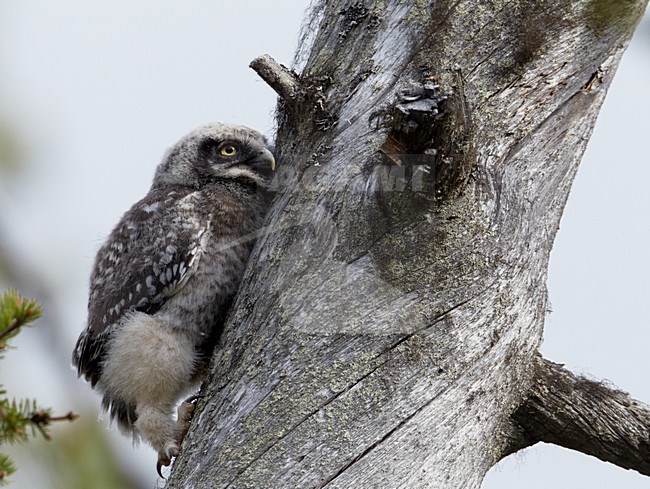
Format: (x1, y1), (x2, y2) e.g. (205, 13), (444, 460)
(224, 291), (487, 486)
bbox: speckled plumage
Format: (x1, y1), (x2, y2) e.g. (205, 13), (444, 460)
(72, 122), (274, 471)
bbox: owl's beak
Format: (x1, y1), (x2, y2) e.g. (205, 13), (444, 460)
(254, 147), (276, 171)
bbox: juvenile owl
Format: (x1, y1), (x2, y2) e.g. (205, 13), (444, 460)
(72, 122), (275, 473)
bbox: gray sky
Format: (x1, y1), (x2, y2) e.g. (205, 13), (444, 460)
(0, 2), (648, 488)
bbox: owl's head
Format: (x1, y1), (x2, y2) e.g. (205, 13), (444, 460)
(153, 122), (276, 189)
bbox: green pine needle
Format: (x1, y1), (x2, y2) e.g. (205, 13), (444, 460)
(0, 289), (77, 484)
(0, 453), (17, 486)
(0, 397), (56, 445)
(0, 290), (42, 351)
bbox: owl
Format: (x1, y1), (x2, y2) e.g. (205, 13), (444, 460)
(72, 122), (275, 473)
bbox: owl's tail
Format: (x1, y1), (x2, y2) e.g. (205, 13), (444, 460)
(102, 395), (138, 439)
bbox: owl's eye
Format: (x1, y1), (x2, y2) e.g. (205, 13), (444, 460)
(220, 144), (238, 157)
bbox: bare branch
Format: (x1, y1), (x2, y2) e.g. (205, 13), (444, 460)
(249, 54), (299, 104)
(513, 356), (650, 476)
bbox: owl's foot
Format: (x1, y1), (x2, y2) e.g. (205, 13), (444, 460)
(156, 442), (180, 478)
(176, 395), (201, 443)
(155, 395), (203, 478)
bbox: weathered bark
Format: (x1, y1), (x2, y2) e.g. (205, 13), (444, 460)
(167, 1), (648, 488)
(513, 356), (650, 475)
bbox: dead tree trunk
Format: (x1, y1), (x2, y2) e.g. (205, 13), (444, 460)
(167, 1), (649, 487)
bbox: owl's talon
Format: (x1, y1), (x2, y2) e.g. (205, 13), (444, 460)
(156, 441), (179, 478)
(156, 460), (166, 479)
(183, 393), (204, 404)
(156, 455), (170, 478)
(175, 398), (198, 448)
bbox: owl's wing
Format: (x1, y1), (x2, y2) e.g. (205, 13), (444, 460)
(73, 187), (209, 386)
